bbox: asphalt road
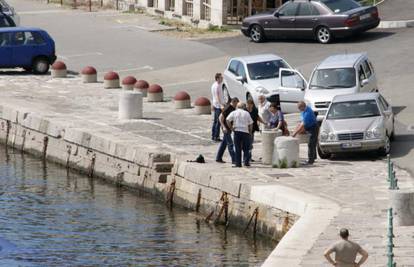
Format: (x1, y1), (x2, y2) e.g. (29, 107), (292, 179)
(6, 0), (414, 175)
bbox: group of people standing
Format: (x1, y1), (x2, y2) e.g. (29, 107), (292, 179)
(211, 72), (319, 167)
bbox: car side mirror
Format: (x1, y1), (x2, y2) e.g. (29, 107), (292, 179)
(236, 76), (247, 84)
(361, 79), (369, 86)
(274, 12), (280, 17)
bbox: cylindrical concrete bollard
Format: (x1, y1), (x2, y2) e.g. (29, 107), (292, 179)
(194, 97), (211, 115)
(261, 130), (282, 165)
(174, 91), (191, 109)
(81, 66), (97, 83)
(104, 71), (120, 89)
(122, 76), (137, 90)
(272, 136), (300, 168)
(51, 61), (67, 78)
(148, 84), (163, 102)
(118, 91), (143, 120)
(391, 190), (414, 226)
(134, 80), (149, 97)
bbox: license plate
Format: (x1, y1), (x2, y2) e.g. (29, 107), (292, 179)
(318, 110), (327, 116)
(341, 142), (362, 149)
(360, 13), (371, 20)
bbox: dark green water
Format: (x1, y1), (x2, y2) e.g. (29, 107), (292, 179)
(0, 146), (275, 266)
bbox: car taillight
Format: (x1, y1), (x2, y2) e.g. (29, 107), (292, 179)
(371, 9), (379, 19)
(345, 16), (359, 27)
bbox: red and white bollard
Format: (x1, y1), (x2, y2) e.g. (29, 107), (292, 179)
(134, 80), (149, 97)
(104, 71), (120, 89)
(122, 76), (137, 90)
(194, 97), (211, 115)
(147, 84), (163, 102)
(51, 61), (67, 78)
(81, 66), (97, 83)
(174, 91), (191, 109)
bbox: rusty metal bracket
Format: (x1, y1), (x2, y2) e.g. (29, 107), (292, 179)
(243, 207), (259, 236)
(165, 180), (176, 210)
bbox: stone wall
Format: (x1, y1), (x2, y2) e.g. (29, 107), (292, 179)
(0, 104), (298, 243)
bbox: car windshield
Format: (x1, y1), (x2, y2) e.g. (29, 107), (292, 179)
(247, 60), (289, 80)
(309, 68), (356, 89)
(327, 100), (380, 120)
(319, 0), (360, 13)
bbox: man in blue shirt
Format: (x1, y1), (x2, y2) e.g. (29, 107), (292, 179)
(292, 101), (318, 164)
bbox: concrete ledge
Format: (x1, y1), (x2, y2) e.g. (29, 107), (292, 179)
(250, 184), (340, 266)
(378, 19), (414, 28)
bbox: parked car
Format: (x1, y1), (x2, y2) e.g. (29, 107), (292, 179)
(0, 0), (19, 25)
(318, 92), (394, 158)
(305, 53), (378, 121)
(0, 27), (57, 74)
(223, 54), (308, 113)
(241, 0), (380, 43)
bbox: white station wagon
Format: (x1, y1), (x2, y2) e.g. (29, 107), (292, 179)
(223, 54), (307, 113)
(305, 53), (378, 121)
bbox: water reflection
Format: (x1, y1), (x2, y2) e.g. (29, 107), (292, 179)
(0, 146), (275, 266)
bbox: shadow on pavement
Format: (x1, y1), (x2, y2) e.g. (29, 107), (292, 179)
(391, 134), (414, 158)
(392, 106), (406, 115)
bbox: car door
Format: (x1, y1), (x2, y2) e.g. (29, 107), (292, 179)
(378, 95), (394, 135)
(269, 2), (299, 38)
(356, 63), (369, 92)
(0, 32), (12, 67)
(361, 59), (377, 92)
(11, 31), (38, 67)
(223, 60), (246, 101)
(294, 2), (320, 38)
(278, 68), (308, 113)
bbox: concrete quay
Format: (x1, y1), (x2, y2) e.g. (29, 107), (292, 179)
(0, 73), (413, 266)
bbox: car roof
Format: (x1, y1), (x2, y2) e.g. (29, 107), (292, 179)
(232, 54), (284, 64)
(332, 92), (380, 103)
(0, 26), (44, 32)
(317, 53), (366, 69)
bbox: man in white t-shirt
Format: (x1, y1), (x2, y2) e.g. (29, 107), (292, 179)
(258, 94), (271, 131)
(226, 102), (253, 167)
(211, 73), (225, 142)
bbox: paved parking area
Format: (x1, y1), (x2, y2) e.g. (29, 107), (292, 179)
(0, 74), (413, 266)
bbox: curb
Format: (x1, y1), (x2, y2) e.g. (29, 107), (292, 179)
(378, 19), (414, 29)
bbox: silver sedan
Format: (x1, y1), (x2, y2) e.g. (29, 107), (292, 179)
(318, 92), (394, 158)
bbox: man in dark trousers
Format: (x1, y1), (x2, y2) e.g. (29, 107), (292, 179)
(210, 73), (225, 142)
(215, 97), (239, 164)
(324, 228), (369, 267)
(292, 101), (318, 164)
(226, 102), (253, 167)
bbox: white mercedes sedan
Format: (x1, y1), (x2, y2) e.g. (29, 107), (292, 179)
(318, 92), (394, 159)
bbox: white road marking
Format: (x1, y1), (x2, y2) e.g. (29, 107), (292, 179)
(58, 52), (103, 60)
(114, 66), (154, 72)
(111, 25), (153, 31)
(18, 9), (68, 15)
(163, 79), (210, 87)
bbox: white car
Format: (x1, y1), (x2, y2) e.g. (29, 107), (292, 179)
(318, 93), (394, 158)
(223, 54), (307, 113)
(305, 53), (378, 121)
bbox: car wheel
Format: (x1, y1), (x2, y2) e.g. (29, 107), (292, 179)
(250, 25), (265, 43)
(317, 145), (331, 159)
(315, 26), (332, 44)
(222, 85), (231, 104)
(32, 57), (50, 74)
(378, 135), (391, 157)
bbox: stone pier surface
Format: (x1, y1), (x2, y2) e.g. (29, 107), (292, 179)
(0, 74), (413, 266)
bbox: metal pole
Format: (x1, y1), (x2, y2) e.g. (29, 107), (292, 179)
(100, 0), (103, 8)
(89, 0), (92, 12)
(387, 208), (395, 267)
(116, 0), (119, 10)
(60, 0), (63, 6)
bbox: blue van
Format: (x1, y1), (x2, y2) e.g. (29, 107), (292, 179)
(0, 27), (56, 74)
